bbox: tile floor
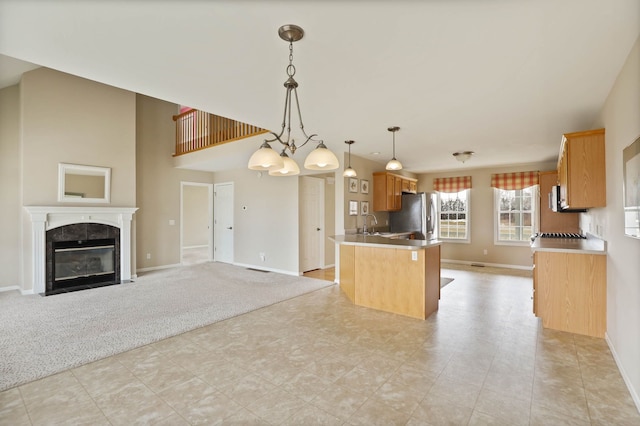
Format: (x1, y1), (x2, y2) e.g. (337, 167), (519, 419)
(303, 267), (336, 282)
(1, 263), (638, 425)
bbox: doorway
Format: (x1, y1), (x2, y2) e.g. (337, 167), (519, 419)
(300, 176), (325, 272)
(214, 182), (234, 264)
(180, 182), (213, 265)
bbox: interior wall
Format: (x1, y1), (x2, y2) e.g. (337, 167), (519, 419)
(343, 154), (418, 232)
(0, 85), (21, 289)
(182, 184), (209, 247)
(588, 35), (640, 408)
(213, 169), (299, 274)
(419, 161), (557, 268)
(136, 94), (214, 270)
(20, 68), (136, 206)
(19, 68), (137, 291)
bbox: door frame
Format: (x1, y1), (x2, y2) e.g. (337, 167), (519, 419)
(214, 182), (234, 263)
(300, 175), (325, 273)
(180, 181), (214, 264)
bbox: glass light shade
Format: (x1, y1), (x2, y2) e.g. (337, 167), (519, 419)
(343, 166), (357, 177)
(304, 145), (339, 170)
(269, 155), (300, 176)
(386, 158), (403, 170)
(248, 144), (284, 171)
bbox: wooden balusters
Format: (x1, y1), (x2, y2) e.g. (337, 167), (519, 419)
(172, 109), (268, 156)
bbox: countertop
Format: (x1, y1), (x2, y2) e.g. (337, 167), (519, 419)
(329, 234), (442, 250)
(530, 234), (607, 255)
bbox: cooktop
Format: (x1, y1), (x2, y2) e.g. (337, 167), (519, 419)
(537, 232), (586, 239)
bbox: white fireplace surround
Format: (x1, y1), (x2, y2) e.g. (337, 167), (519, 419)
(24, 206), (138, 295)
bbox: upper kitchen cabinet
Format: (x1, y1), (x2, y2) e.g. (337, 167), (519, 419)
(557, 128), (606, 210)
(373, 172), (417, 212)
(539, 171), (580, 233)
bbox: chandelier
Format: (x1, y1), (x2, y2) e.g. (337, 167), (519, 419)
(248, 25), (339, 176)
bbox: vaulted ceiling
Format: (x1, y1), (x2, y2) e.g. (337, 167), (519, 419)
(1, 1), (638, 173)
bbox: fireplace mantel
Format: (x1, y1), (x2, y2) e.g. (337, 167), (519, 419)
(24, 206), (138, 294)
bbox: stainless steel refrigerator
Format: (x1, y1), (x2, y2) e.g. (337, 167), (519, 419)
(389, 192), (438, 240)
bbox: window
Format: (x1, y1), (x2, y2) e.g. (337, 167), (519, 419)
(495, 186), (537, 243)
(438, 190), (469, 241)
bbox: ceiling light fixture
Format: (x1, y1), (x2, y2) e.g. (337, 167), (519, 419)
(453, 151), (474, 163)
(385, 126), (403, 171)
(342, 140), (357, 177)
(248, 24), (339, 175)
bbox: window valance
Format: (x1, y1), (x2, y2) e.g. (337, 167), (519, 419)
(490, 171), (539, 190)
(433, 176), (472, 193)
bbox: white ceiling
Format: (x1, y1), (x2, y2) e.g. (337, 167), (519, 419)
(0, 0), (638, 173)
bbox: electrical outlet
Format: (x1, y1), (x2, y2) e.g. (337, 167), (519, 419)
(146, 253), (151, 259)
(411, 251), (418, 261)
(483, 249), (488, 255)
(169, 219), (175, 226)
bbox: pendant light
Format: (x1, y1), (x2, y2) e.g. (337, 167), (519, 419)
(342, 140), (357, 177)
(248, 24), (339, 175)
(385, 126), (403, 171)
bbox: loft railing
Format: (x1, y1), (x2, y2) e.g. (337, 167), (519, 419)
(172, 109), (268, 156)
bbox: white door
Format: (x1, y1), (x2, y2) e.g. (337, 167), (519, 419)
(300, 176), (324, 272)
(214, 182), (234, 263)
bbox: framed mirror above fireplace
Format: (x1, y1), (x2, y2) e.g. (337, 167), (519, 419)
(58, 163), (111, 203)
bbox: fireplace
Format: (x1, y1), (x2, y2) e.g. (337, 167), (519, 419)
(24, 206), (138, 295)
(46, 223), (120, 295)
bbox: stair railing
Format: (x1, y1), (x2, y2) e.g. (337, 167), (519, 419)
(172, 109), (268, 156)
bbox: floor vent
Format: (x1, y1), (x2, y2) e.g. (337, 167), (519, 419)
(247, 268), (270, 273)
(470, 263), (485, 267)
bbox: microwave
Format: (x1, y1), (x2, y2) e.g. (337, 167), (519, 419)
(550, 185), (586, 213)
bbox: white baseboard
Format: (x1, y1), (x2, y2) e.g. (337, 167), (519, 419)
(323, 263), (335, 269)
(441, 258), (533, 271)
(136, 263), (182, 274)
(0, 285), (20, 293)
(182, 245), (208, 250)
(233, 262), (299, 277)
(605, 333), (640, 413)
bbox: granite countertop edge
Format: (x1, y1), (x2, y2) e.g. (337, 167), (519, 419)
(530, 233), (607, 255)
(329, 235), (442, 250)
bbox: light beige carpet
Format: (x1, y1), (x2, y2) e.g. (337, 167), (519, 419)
(0, 262), (333, 391)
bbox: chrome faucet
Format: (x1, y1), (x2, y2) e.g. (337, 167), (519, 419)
(363, 214), (378, 235)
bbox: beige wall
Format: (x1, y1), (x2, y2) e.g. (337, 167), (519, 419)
(182, 184), (209, 247)
(588, 35), (640, 408)
(419, 162), (556, 268)
(342, 154), (417, 232)
(20, 68), (136, 206)
(19, 68), (137, 291)
(135, 94), (214, 269)
(0, 85), (21, 288)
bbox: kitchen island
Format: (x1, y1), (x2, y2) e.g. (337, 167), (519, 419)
(531, 234), (607, 338)
(330, 235), (441, 320)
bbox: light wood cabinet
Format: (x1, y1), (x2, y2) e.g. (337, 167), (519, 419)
(533, 250), (606, 338)
(538, 171), (579, 233)
(339, 243), (440, 319)
(372, 172), (417, 212)
(557, 128), (606, 210)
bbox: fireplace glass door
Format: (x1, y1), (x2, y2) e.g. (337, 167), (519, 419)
(53, 239), (116, 289)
